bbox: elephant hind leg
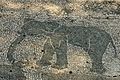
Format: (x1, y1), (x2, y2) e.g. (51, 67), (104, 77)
(90, 54), (106, 74)
(88, 35), (110, 74)
(88, 47), (107, 74)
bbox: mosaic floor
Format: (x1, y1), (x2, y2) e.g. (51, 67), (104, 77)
(0, 0), (120, 80)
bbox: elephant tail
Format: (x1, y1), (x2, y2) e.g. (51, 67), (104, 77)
(110, 37), (117, 58)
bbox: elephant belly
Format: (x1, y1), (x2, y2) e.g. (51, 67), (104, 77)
(68, 31), (89, 48)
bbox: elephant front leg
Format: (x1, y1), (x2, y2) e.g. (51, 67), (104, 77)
(52, 38), (68, 69)
(37, 38), (55, 66)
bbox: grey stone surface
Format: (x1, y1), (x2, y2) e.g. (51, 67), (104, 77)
(0, 0), (120, 80)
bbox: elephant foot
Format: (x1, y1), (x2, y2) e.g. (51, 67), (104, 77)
(51, 63), (67, 69)
(90, 67), (106, 74)
(36, 60), (51, 67)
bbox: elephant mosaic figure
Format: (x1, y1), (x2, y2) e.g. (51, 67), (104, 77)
(7, 18), (117, 74)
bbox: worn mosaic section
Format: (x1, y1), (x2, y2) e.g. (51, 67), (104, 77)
(0, 0), (120, 80)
